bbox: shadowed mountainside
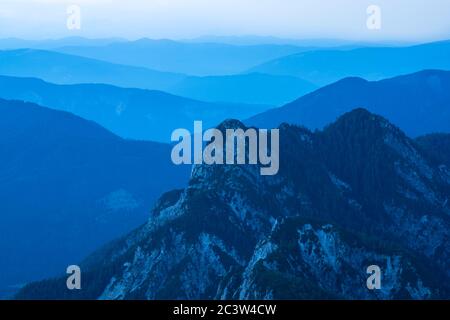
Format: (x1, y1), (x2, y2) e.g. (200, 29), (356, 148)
(0, 98), (190, 298)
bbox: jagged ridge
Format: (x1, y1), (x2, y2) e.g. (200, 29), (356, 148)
(16, 108), (450, 300)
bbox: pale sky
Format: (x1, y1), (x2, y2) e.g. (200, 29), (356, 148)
(0, 0), (449, 42)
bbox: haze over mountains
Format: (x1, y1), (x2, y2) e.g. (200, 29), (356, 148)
(0, 43), (316, 106)
(250, 40), (450, 85)
(0, 98), (190, 298)
(1, 35), (450, 300)
(0, 37), (127, 50)
(248, 70), (450, 137)
(0, 49), (184, 91)
(0, 75), (270, 142)
(2, 38), (449, 108)
(55, 38), (307, 76)
(183, 35), (407, 47)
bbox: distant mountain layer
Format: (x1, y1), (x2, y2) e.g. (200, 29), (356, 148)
(0, 75), (271, 142)
(17, 109), (450, 299)
(247, 70), (450, 137)
(249, 40), (450, 85)
(183, 35), (392, 47)
(0, 98), (190, 298)
(0, 37), (127, 50)
(0, 49), (309, 107)
(0, 49), (184, 91)
(168, 73), (317, 105)
(55, 39), (306, 76)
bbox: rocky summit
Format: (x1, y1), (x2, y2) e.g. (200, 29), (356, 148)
(17, 108), (450, 300)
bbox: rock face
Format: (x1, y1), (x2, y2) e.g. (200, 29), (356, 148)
(17, 108), (450, 300)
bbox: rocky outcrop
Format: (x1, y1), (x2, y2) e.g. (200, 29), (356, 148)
(16, 109), (450, 300)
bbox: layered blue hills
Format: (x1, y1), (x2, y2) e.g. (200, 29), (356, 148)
(0, 37), (126, 50)
(250, 40), (450, 85)
(55, 38), (307, 76)
(247, 69), (450, 137)
(0, 75), (270, 142)
(0, 48), (313, 106)
(0, 49), (184, 91)
(1, 35), (450, 301)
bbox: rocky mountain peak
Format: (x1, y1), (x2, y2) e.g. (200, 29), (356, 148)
(16, 108), (450, 300)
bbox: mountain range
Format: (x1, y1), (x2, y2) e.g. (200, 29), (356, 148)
(4, 68), (449, 143)
(182, 35), (406, 47)
(16, 109), (450, 299)
(249, 40), (450, 86)
(0, 37), (127, 50)
(0, 98), (190, 298)
(0, 49), (316, 106)
(247, 70), (450, 138)
(55, 38), (307, 76)
(0, 49), (184, 91)
(0, 75), (271, 142)
(2, 35), (450, 301)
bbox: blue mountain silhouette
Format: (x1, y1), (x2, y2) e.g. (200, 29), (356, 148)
(0, 75), (270, 142)
(249, 40), (450, 85)
(0, 36), (126, 50)
(55, 38), (306, 76)
(0, 98), (190, 298)
(247, 70), (450, 137)
(0, 49), (184, 91)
